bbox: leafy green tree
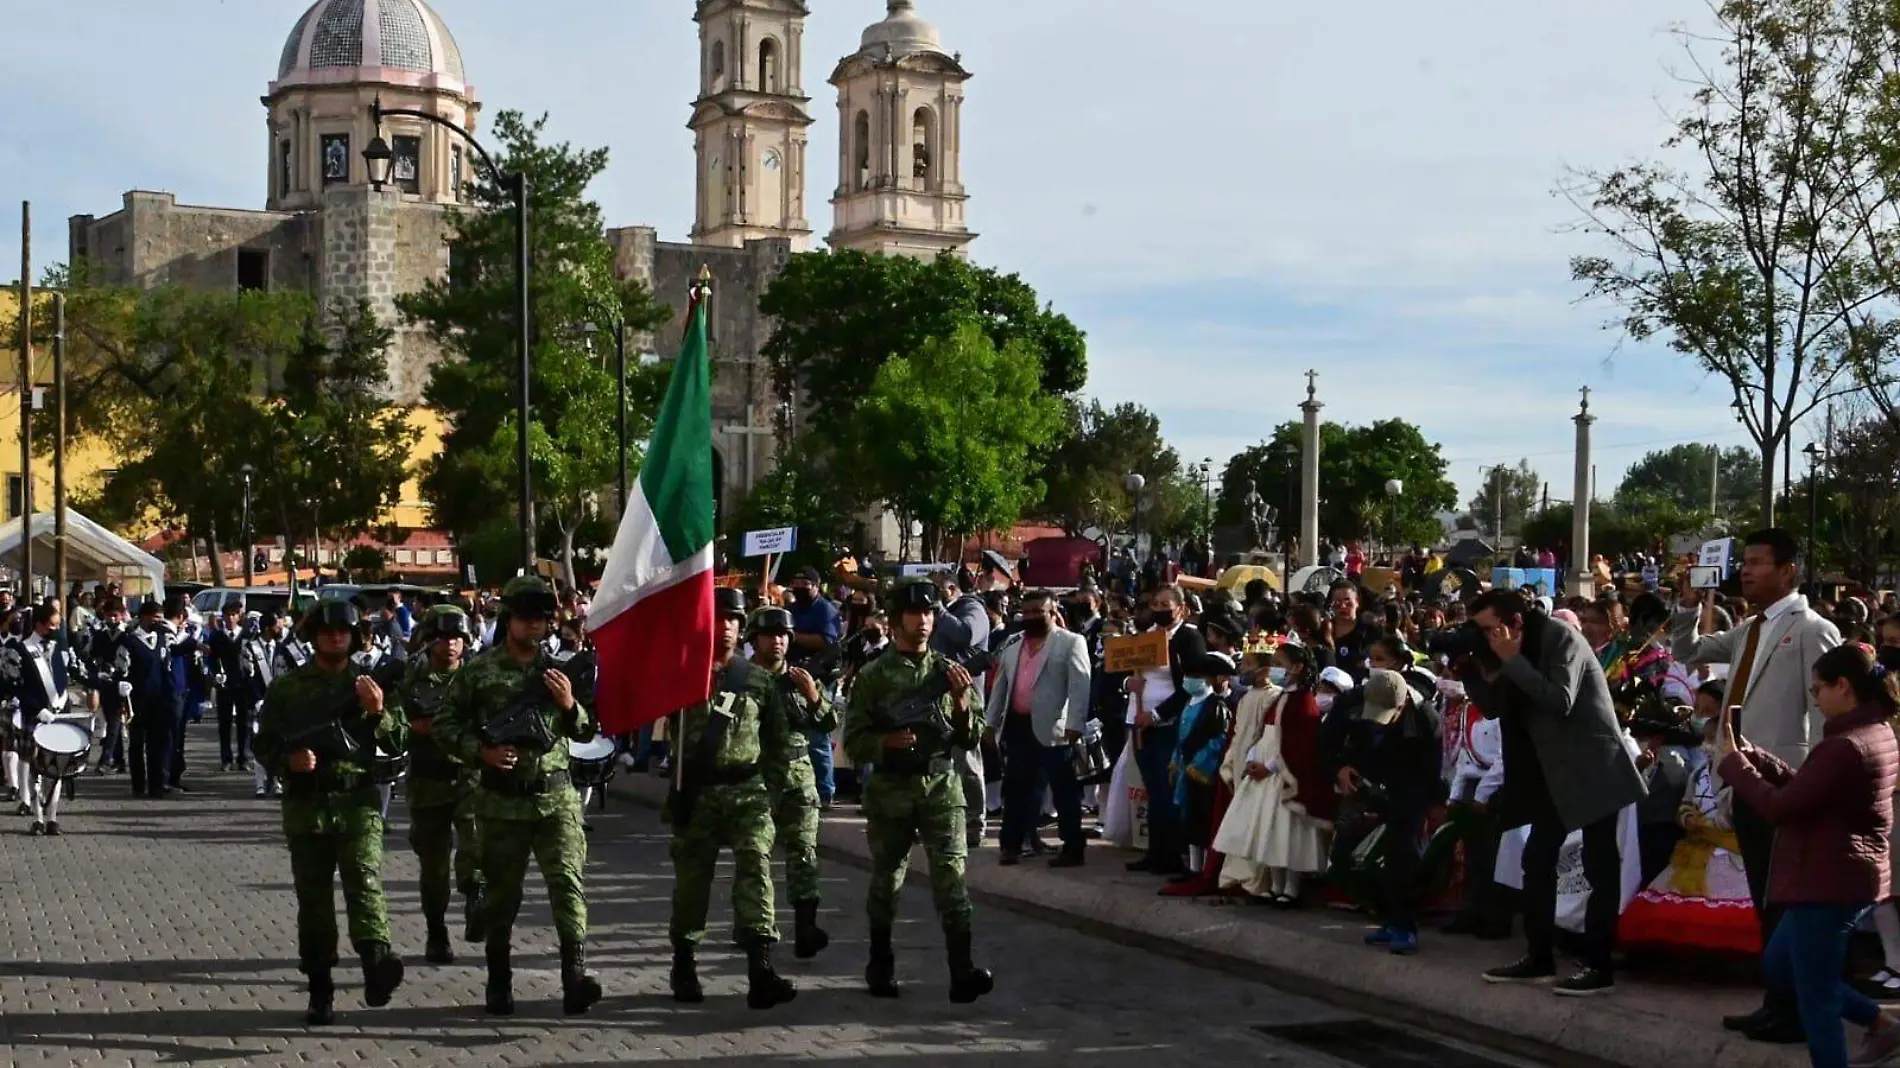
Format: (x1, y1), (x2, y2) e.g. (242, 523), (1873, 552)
(1616, 443), (1761, 519)
(1222, 419), (1455, 551)
(1467, 459), (1542, 540)
(1566, 0), (1896, 523)
(856, 323), (1065, 560)
(1034, 399), (1181, 536)
(760, 250), (1086, 454)
(398, 111), (671, 581)
(723, 440), (859, 574)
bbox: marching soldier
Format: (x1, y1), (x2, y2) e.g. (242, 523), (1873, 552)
(747, 606), (839, 959)
(434, 576), (600, 1017)
(667, 587), (797, 1010)
(252, 600), (408, 1026)
(844, 579), (994, 1003)
(396, 604), (483, 964)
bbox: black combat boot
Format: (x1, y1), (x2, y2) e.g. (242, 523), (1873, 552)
(425, 919), (454, 965)
(463, 887), (486, 944)
(359, 943), (405, 1008)
(669, 943), (704, 1004)
(304, 969), (335, 1026)
(793, 899), (830, 960)
(560, 940), (603, 1015)
(744, 939), (797, 1010)
(946, 928), (994, 1004)
(484, 943), (515, 1016)
(866, 924), (901, 998)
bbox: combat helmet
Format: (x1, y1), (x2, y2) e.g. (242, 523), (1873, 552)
(299, 599), (364, 651)
(497, 575), (559, 624)
(748, 606), (795, 637)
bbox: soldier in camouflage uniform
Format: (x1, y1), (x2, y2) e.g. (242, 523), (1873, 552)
(844, 579), (995, 1004)
(396, 604), (482, 965)
(747, 606), (840, 959)
(252, 600), (409, 1026)
(434, 576), (601, 1017)
(667, 587), (798, 1010)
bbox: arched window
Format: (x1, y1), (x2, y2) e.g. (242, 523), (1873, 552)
(758, 38), (780, 93)
(710, 40), (726, 88)
(854, 110), (872, 190)
(912, 107), (937, 185)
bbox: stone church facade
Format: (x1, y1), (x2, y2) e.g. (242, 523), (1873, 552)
(68, 0), (972, 521)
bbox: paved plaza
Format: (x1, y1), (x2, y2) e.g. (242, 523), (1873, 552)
(0, 738), (1555, 1068)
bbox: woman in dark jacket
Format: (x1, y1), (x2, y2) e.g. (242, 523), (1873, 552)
(1718, 644), (1900, 1068)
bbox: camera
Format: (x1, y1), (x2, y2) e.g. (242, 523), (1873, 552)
(1426, 621), (1489, 661)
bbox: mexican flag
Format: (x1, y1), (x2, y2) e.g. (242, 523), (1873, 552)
(586, 288), (716, 734)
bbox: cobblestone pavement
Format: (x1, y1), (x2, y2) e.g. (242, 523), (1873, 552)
(0, 739), (1552, 1067)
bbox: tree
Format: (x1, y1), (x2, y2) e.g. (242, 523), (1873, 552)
(1616, 443), (1762, 518)
(1467, 459), (1542, 540)
(723, 439), (859, 574)
(855, 323), (1065, 560)
(398, 110), (671, 583)
(1221, 419), (1456, 552)
(1818, 414), (1900, 584)
(760, 250), (1086, 454)
(1565, 0), (1899, 523)
(1033, 399), (1180, 536)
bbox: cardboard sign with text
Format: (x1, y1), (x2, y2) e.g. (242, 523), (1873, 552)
(1103, 630), (1169, 674)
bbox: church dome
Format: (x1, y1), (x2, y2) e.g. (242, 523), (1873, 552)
(276, 0), (468, 93)
(859, 0), (944, 59)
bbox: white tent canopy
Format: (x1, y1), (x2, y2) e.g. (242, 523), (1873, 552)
(0, 510), (166, 599)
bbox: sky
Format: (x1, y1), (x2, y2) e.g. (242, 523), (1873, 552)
(0, 0), (1790, 508)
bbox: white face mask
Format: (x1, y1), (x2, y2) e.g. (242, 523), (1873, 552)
(1316, 694), (1336, 713)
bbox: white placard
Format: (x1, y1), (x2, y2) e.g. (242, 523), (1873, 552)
(742, 527), (797, 558)
(1697, 538), (1732, 571)
(899, 562), (956, 578)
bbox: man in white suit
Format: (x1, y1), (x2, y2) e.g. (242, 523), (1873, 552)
(1671, 527), (1840, 1045)
(984, 590), (1093, 867)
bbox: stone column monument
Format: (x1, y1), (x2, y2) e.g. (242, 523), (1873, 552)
(1570, 387), (1595, 598)
(1300, 370), (1322, 568)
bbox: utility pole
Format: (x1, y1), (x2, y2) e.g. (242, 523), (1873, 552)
(52, 292), (66, 618)
(17, 202), (32, 600)
(1709, 443), (1719, 518)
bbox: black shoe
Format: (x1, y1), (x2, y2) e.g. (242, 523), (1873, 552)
(1744, 1014), (1808, 1045)
(1724, 1004), (1774, 1032)
(15, 802), (28, 816)
(560, 941), (603, 1015)
(254, 789), (268, 800)
(1483, 957), (1557, 984)
(998, 851), (1020, 867)
(44, 821), (59, 837)
(485, 944), (514, 1016)
(463, 889), (485, 944)
(360, 944), (404, 1008)
(305, 971), (335, 1026)
(670, 944), (704, 1004)
(424, 922), (454, 965)
(220, 762), (234, 773)
(1554, 967), (1614, 997)
(28, 821), (44, 836)
(793, 899), (830, 960)
(1049, 851), (1085, 869)
(745, 941), (797, 1009)
(946, 928), (994, 1004)
(866, 925), (901, 998)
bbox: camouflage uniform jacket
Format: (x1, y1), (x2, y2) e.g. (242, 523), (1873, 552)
(843, 647), (983, 772)
(434, 644), (596, 820)
(394, 657), (468, 809)
(675, 657), (793, 799)
(253, 661), (409, 836)
(758, 660), (840, 799)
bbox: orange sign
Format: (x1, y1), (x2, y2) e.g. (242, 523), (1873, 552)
(1104, 630), (1169, 674)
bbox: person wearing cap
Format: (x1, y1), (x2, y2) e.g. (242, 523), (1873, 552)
(1333, 667), (1444, 956)
(244, 610), (289, 799)
(117, 597), (181, 799)
(395, 604), (483, 966)
(433, 575), (601, 1017)
(846, 577), (994, 1004)
(86, 595), (133, 778)
(208, 601), (250, 772)
(664, 585), (798, 1010)
(253, 599), (410, 1026)
(1166, 652), (1237, 892)
(748, 605), (842, 959)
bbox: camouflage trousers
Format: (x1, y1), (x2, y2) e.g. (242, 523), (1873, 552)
(955, 746), (986, 848)
(668, 781), (778, 947)
(773, 762), (822, 905)
(408, 800), (482, 925)
(863, 769), (973, 934)
(287, 818), (390, 972)
(482, 798), (587, 951)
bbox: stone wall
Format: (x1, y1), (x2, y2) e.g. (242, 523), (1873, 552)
(69, 191), (315, 292)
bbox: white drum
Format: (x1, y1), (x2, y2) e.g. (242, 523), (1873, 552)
(30, 721), (92, 780)
(568, 737), (619, 788)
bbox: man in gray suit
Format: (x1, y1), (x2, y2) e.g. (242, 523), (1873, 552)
(983, 591), (1093, 867)
(931, 571), (993, 849)
(1463, 589), (1647, 998)
(1671, 527), (1840, 1044)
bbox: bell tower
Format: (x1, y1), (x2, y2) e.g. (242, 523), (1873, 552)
(829, 1), (974, 259)
(690, 0), (814, 250)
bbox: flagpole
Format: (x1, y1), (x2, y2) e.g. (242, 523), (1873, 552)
(674, 265), (714, 795)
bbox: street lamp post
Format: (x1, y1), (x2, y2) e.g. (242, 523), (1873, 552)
(1384, 478), (1404, 558)
(1804, 442), (1822, 590)
(580, 319), (630, 514)
(1200, 457), (1214, 546)
(366, 96), (534, 575)
(240, 463), (254, 589)
(1124, 472), (1146, 592)
(1478, 464), (1506, 543)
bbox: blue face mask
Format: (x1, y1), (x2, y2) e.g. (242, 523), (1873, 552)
(1182, 677), (1210, 698)
(1267, 666), (1289, 687)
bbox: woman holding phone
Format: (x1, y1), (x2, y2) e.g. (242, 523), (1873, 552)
(1718, 644), (1900, 1067)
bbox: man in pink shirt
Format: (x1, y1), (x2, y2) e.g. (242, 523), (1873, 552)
(983, 591), (1094, 866)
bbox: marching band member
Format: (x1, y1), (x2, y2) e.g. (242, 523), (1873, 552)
(247, 612), (289, 799)
(8, 603), (87, 835)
